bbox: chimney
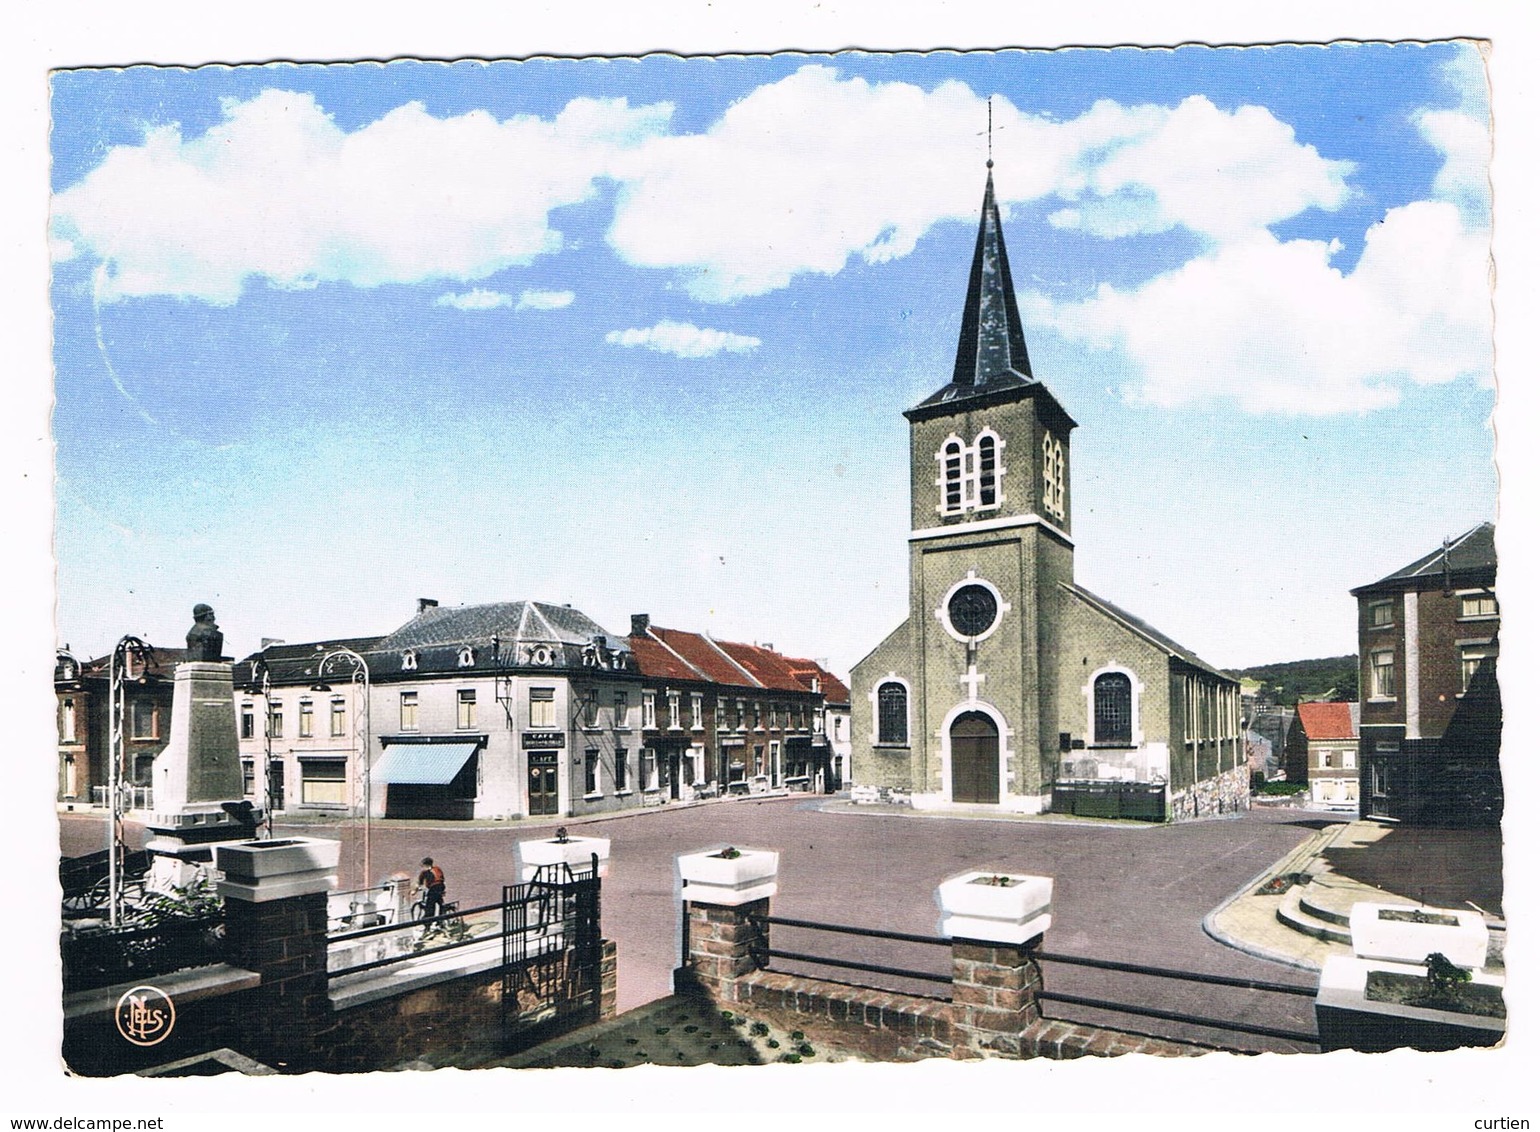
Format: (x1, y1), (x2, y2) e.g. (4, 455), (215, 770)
(630, 613), (650, 637)
(418, 598), (439, 613)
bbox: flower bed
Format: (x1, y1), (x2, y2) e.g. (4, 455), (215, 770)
(1364, 971), (1505, 1019)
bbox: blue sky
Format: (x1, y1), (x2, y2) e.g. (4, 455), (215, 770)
(49, 42), (1495, 673)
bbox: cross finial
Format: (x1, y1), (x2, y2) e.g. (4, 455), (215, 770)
(987, 98), (993, 169)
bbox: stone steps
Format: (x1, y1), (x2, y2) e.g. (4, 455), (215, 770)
(1276, 886), (1352, 945)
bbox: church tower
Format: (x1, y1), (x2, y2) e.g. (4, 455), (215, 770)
(852, 161), (1078, 811)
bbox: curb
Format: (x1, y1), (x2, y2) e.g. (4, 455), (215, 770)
(1199, 823), (1347, 974)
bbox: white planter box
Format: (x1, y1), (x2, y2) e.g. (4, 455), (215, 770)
(677, 847), (778, 906)
(515, 835), (611, 883)
(936, 871), (1053, 945)
(1348, 903), (1489, 970)
(216, 837), (341, 880)
(1316, 955), (1506, 1051)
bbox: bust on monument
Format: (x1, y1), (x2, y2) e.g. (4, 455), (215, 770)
(186, 603), (224, 662)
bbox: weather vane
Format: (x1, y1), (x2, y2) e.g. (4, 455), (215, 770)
(987, 97), (993, 167)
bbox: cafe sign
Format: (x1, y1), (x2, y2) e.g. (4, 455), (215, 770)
(522, 731), (566, 749)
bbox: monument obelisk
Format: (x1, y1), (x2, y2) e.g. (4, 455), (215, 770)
(145, 604), (264, 889)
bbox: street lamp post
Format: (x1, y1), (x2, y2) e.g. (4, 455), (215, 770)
(107, 635), (153, 928)
(318, 648), (372, 887)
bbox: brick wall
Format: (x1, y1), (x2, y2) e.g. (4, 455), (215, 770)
(679, 895), (1209, 1061)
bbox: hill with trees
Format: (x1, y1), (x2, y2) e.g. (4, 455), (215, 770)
(1234, 655), (1358, 706)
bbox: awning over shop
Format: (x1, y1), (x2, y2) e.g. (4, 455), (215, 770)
(372, 742), (479, 786)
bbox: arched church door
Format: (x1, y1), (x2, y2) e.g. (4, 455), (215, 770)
(950, 712), (999, 804)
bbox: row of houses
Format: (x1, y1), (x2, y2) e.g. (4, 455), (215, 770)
(55, 601), (851, 822)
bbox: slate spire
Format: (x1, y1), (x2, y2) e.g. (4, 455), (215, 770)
(950, 161), (1033, 387)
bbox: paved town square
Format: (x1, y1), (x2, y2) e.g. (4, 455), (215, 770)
(62, 797), (1503, 1055)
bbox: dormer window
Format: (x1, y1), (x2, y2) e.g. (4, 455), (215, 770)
(457, 646), (475, 668)
(936, 429), (1005, 516)
(401, 650), (418, 671)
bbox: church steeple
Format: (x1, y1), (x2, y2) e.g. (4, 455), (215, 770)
(950, 163), (1033, 388)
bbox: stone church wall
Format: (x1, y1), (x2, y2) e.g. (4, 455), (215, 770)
(1054, 593), (1171, 774)
(850, 619), (918, 792)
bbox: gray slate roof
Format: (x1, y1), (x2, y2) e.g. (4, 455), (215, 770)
(1062, 582), (1235, 683)
(1353, 522), (1496, 595)
(378, 601), (628, 653)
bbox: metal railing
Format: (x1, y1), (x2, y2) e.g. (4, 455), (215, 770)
(326, 898), (505, 979)
(749, 913), (953, 999)
(61, 911), (226, 994)
(90, 785), (154, 810)
(1035, 950), (1320, 1048)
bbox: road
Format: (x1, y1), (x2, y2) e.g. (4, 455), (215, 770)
(61, 800), (1327, 1053)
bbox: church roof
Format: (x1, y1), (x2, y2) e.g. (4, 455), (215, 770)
(1351, 522), (1497, 595)
(905, 165), (1075, 432)
(1061, 583), (1235, 684)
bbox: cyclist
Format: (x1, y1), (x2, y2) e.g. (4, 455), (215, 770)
(415, 857), (447, 921)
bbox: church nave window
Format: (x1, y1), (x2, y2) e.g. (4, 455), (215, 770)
(876, 682), (909, 745)
(1092, 672), (1132, 747)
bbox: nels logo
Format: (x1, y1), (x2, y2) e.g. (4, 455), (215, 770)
(115, 985), (176, 1047)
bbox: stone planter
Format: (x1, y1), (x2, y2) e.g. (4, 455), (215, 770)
(677, 847), (778, 906)
(216, 837), (341, 880)
(936, 871), (1053, 945)
(215, 836), (340, 903)
(1316, 955), (1505, 1052)
(515, 835), (611, 883)
(1348, 902), (1489, 970)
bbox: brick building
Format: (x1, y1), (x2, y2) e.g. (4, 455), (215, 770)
(849, 162), (1245, 820)
(1283, 701), (1360, 807)
(56, 644), (188, 808)
(627, 615), (842, 796)
(1353, 522), (1501, 825)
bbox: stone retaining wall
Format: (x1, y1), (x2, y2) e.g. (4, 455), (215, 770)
(1170, 763), (1252, 821)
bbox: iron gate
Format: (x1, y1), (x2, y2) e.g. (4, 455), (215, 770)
(500, 859), (602, 1050)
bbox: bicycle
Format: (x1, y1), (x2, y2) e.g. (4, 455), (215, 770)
(409, 891), (465, 937)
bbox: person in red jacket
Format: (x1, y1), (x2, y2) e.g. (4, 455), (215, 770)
(415, 857), (446, 921)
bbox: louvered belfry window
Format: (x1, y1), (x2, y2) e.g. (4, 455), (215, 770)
(943, 440), (964, 512)
(1093, 672), (1132, 746)
(977, 434), (997, 506)
(877, 682), (908, 745)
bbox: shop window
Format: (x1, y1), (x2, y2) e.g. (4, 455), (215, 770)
(301, 759), (347, 806)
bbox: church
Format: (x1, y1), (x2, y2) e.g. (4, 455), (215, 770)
(850, 161), (1247, 821)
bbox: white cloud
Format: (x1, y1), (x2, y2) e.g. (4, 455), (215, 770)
(51, 89), (673, 304)
(435, 288), (512, 311)
(516, 289), (575, 311)
(1418, 109), (1490, 219)
(606, 67), (1351, 300)
(604, 319), (761, 359)
(1045, 96), (1352, 243)
(1027, 200), (1491, 415)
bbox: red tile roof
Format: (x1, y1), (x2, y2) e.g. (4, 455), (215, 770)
(785, 657), (850, 705)
(627, 634), (701, 682)
(713, 639), (810, 692)
(643, 627), (755, 687)
(1296, 701), (1357, 741)
(629, 627), (843, 700)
